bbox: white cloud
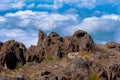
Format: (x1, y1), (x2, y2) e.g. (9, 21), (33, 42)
(12, 1), (25, 9)
(0, 0), (25, 11)
(27, 3), (35, 9)
(64, 14), (120, 43)
(53, 0), (120, 9)
(1, 9), (120, 47)
(0, 16), (6, 22)
(4, 10), (78, 30)
(0, 28), (38, 47)
(37, 4), (53, 9)
(0, 0), (119, 11)
(0, 10), (78, 47)
(17, 19), (30, 27)
(0, 29), (26, 37)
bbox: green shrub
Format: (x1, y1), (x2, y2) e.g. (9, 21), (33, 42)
(29, 62), (34, 65)
(46, 55), (53, 61)
(88, 71), (99, 80)
(16, 62), (23, 69)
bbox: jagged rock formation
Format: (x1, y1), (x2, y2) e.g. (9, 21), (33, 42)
(25, 45), (45, 63)
(25, 30), (94, 63)
(0, 30), (120, 80)
(0, 40), (26, 69)
(64, 30), (94, 52)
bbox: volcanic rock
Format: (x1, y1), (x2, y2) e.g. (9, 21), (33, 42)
(0, 42), (3, 51)
(0, 40), (26, 69)
(41, 71), (51, 76)
(64, 30), (94, 53)
(26, 30), (95, 62)
(0, 30), (120, 80)
(105, 42), (120, 51)
(25, 45), (45, 63)
(37, 30), (47, 47)
(42, 32), (64, 57)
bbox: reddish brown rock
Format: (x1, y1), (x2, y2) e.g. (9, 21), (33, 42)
(27, 30), (95, 60)
(0, 42), (3, 51)
(0, 40), (26, 69)
(64, 30), (94, 52)
(105, 42), (120, 51)
(37, 30), (47, 47)
(0, 30), (120, 80)
(25, 45), (45, 63)
(42, 32), (64, 57)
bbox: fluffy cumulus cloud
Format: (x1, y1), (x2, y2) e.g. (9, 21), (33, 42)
(53, 0), (120, 9)
(0, 10), (78, 47)
(1, 0), (120, 11)
(64, 14), (120, 43)
(1, 10), (120, 46)
(3, 10), (78, 30)
(0, 0), (25, 11)
(0, 28), (38, 47)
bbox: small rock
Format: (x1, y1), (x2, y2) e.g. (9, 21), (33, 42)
(41, 71), (51, 76)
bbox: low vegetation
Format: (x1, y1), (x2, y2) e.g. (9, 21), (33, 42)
(79, 49), (91, 60)
(88, 71), (99, 80)
(16, 62), (23, 69)
(45, 55), (54, 63)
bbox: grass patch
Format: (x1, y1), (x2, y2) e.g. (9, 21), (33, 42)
(88, 71), (99, 80)
(16, 62), (23, 69)
(79, 49), (91, 60)
(45, 55), (53, 63)
(29, 62), (34, 65)
(46, 55), (53, 61)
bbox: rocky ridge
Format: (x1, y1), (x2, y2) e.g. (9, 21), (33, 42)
(0, 30), (120, 80)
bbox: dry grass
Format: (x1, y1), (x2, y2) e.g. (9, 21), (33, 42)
(79, 49), (91, 60)
(88, 71), (99, 80)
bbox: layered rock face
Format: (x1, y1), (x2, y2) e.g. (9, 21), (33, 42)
(0, 40), (26, 69)
(25, 30), (94, 63)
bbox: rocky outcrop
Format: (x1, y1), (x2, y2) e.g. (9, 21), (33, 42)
(64, 30), (94, 53)
(0, 42), (3, 51)
(25, 30), (95, 63)
(25, 45), (45, 63)
(105, 42), (120, 51)
(0, 40), (26, 69)
(41, 31), (64, 57)
(37, 30), (47, 47)
(0, 30), (120, 80)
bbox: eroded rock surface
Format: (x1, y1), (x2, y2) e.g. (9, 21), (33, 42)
(25, 30), (95, 63)
(105, 42), (120, 51)
(0, 40), (26, 69)
(0, 30), (120, 80)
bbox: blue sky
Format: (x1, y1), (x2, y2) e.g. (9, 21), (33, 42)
(0, 0), (120, 47)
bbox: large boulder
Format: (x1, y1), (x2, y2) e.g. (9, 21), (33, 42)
(42, 32), (64, 57)
(105, 42), (120, 51)
(64, 30), (94, 52)
(25, 45), (45, 63)
(0, 40), (26, 69)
